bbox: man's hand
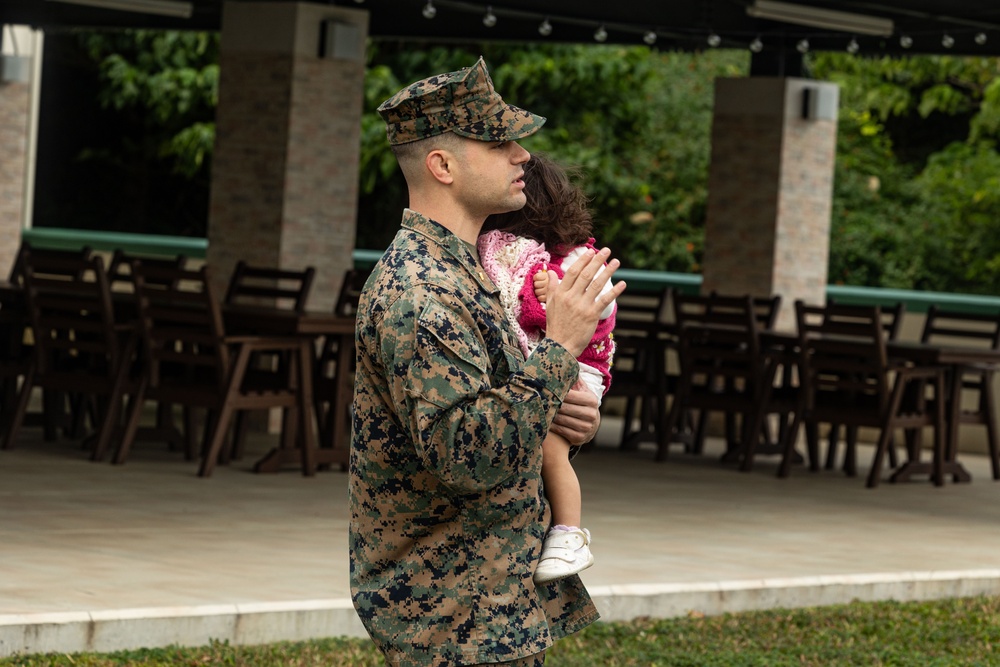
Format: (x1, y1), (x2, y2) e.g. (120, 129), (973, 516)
(549, 385), (601, 446)
(543, 248), (625, 358)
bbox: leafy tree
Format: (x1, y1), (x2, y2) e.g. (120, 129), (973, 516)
(34, 30), (217, 236)
(812, 53), (1000, 295)
(359, 43), (748, 273)
(80, 30), (218, 179)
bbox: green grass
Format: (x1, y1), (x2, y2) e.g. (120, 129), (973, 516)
(4, 596), (1000, 666)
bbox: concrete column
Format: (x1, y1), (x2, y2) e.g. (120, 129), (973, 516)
(0, 25), (42, 279)
(208, 2), (367, 310)
(701, 77), (839, 330)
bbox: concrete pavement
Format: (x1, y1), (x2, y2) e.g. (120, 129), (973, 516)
(2, 419), (1000, 657)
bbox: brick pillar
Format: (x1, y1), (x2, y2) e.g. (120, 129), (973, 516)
(208, 2), (367, 310)
(702, 77), (839, 330)
(0, 26), (41, 278)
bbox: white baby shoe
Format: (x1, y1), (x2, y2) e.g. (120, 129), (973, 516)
(533, 526), (594, 584)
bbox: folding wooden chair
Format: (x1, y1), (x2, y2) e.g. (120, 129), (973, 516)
(223, 260), (316, 460)
(663, 293), (793, 469)
(779, 301), (947, 487)
(823, 299), (907, 472)
(314, 267), (370, 463)
(603, 286), (676, 453)
(919, 305), (1000, 479)
(115, 263), (317, 477)
(0, 252), (139, 460)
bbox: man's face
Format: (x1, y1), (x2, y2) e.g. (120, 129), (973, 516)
(452, 138), (531, 219)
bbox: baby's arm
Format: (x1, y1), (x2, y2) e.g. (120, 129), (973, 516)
(533, 267), (549, 304)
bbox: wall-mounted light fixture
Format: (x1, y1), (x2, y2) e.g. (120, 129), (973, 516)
(45, 0), (192, 19)
(747, 0), (893, 37)
(319, 20), (364, 62)
(1, 25), (31, 84)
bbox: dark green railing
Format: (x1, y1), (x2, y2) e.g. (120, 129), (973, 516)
(22, 228), (1000, 315)
(22, 227), (208, 258)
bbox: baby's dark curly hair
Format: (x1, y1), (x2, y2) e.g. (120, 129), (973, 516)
(483, 153), (594, 255)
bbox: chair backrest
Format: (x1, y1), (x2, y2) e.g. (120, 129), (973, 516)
(696, 290), (781, 330)
(794, 300), (890, 411)
(827, 298), (906, 340)
(675, 293), (761, 391)
(751, 294), (782, 330)
(22, 253), (119, 376)
(132, 262), (229, 391)
(920, 305), (1000, 349)
(614, 286), (671, 328)
(674, 292), (760, 336)
(107, 249), (188, 292)
(333, 267), (373, 318)
(9, 242), (93, 285)
(224, 260), (315, 313)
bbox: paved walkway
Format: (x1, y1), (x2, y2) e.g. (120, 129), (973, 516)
(3, 419), (1000, 657)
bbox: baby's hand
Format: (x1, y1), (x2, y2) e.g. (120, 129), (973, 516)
(533, 267), (549, 304)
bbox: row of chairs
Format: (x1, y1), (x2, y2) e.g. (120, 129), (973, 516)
(604, 287), (1000, 486)
(0, 243), (366, 476)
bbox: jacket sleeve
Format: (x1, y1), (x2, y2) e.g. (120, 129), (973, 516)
(380, 286), (578, 494)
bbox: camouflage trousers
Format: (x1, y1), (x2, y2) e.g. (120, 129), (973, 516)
(472, 651), (545, 666)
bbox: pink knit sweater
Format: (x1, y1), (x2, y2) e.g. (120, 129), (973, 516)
(477, 230), (616, 393)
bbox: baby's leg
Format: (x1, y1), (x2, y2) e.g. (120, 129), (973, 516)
(535, 429), (593, 583)
(540, 431), (581, 527)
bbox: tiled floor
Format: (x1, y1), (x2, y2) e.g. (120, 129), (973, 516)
(3, 419), (1000, 654)
(4, 420), (1000, 614)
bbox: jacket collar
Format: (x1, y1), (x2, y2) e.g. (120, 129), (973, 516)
(401, 208), (498, 294)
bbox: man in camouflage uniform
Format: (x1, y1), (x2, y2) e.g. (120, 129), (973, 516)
(350, 57), (626, 666)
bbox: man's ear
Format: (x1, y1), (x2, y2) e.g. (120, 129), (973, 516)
(425, 149), (455, 185)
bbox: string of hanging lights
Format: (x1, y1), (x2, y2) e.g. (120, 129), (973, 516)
(349, 0), (994, 55)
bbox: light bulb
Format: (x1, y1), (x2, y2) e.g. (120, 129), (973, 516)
(421, 1), (436, 19)
(942, 33), (954, 48)
(643, 30), (657, 45)
(900, 34), (913, 48)
(594, 24), (608, 42)
(707, 32), (721, 47)
(796, 38), (809, 53)
(976, 32), (988, 45)
(538, 18), (552, 36)
(749, 36), (763, 53)
(483, 6), (497, 28)
(847, 38), (859, 54)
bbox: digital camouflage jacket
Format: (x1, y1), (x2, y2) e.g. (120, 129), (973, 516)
(349, 210), (599, 666)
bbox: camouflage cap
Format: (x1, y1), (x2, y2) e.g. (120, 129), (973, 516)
(377, 56), (545, 146)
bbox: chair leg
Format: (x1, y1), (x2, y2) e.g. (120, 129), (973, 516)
(982, 381), (1000, 480)
(825, 423), (840, 469)
(932, 373), (946, 487)
(0, 365), (35, 450)
(198, 404), (237, 478)
(113, 379), (147, 465)
(621, 396), (639, 448)
(867, 377), (911, 488)
(844, 426), (858, 477)
(296, 341), (317, 476)
(657, 383), (688, 462)
(777, 412), (804, 478)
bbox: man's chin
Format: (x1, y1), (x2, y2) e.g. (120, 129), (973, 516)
(499, 194), (527, 213)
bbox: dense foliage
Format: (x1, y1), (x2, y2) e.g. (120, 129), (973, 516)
(43, 32), (1000, 294)
(36, 31), (217, 236)
(358, 43), (746, 274)
(813, 54), (1000, 294)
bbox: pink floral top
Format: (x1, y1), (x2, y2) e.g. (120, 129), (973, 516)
(477, 230), (616, 393)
